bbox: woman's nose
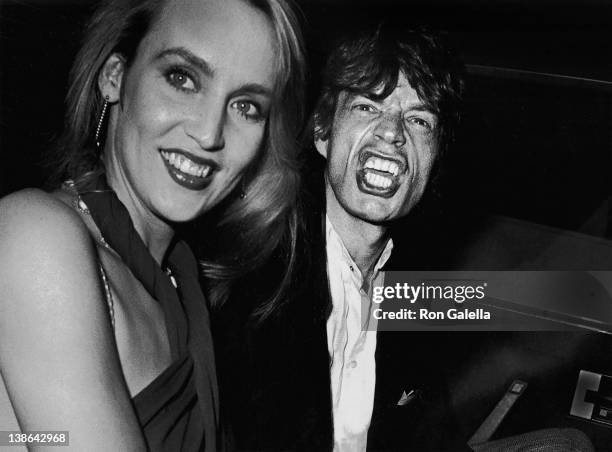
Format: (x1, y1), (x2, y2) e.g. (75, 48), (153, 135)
(373, 114), (406, 148)
(185, 101), (226, 152)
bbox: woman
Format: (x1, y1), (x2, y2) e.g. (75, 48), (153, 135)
(0, 0), (305, 450)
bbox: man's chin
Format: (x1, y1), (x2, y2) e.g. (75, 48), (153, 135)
(345, 198), (400, 225)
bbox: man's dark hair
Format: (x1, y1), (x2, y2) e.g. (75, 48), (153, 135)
(313, 24), (464, 156)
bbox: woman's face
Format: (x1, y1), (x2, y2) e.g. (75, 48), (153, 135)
(103, 0), (276, 223)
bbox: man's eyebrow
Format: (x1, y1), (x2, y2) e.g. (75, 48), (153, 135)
(408, 102), (433, 113)
(154, 47), (214, 77)
(406, 103), (437, 115)
(357, 92), (436, 114)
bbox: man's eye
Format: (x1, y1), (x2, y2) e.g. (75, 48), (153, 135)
(165, 68), (197, 92)
(231, 100), (263, 122)
(354, 104), (377, 113)
(407, 117), (432, 130)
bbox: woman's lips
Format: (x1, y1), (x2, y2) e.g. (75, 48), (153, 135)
(160, 148), (218, 191)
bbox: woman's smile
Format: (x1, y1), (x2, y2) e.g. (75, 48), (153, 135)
(102, 0), (276, 224)
(160, 148), (218, 191)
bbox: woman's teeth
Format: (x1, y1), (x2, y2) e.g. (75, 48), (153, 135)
(161, 151), (211, 178)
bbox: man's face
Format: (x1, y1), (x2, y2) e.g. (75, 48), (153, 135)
(315, 72), (439, 224)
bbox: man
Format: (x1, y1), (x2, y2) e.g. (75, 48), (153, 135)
(214, 24), (464, 451)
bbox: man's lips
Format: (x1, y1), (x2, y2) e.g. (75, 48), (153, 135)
(358, 150), (406, 176)
(355, 149), (406, 197)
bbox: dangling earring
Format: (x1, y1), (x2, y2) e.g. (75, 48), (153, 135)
(95, 95), (110, 149)
(239, 179), (247, 199)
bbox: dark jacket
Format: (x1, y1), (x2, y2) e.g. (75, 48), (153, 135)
(212, 160), (461, 451)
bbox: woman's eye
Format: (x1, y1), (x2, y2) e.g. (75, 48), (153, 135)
(165, 69), (196, 92)
(231, 100), (263, 121)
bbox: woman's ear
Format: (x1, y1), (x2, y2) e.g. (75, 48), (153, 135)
(98, 53), (125, 102)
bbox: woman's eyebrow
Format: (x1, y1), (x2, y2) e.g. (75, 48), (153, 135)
(154, 47), (214, 77)
(153, 48), (272, 98)
(233, 83), (272, 98)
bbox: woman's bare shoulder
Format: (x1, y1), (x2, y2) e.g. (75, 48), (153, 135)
(0, 187), (98, 314)
(0, 188), (146, 449)
(0, 187), (81, 222)
(0, 188), (91, 252)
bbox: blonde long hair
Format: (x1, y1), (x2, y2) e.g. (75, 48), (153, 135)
(51, 0), (306, 311)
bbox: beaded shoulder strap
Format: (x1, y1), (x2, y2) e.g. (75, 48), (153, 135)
(98, 263), (115, 329)
(62, 181), (115, 329)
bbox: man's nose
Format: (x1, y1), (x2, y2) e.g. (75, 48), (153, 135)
(185, 99), (226, 151)
(373, 114), (406, 148)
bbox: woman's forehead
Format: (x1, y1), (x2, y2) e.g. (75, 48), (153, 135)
(139, 0), (277, 87)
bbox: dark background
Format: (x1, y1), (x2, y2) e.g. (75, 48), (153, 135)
(2, 0), (611, 237)
(2, 1), (612, 448)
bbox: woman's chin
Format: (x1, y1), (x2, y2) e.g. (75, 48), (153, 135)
(147, 198), (192, 225)
(153, 189), (221, 225)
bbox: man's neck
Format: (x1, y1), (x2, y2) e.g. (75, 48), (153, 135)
(325, 182), (390, 282)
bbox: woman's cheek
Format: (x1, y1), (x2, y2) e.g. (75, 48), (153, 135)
(229, 124), (265, 170)
(144, 101), (181, 135)
(132, 82), (182, 135)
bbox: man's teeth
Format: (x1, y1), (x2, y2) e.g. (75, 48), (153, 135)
(364, 157), (400, 176)
(365, 172), (392, 189)
(161, 151), (211, 178)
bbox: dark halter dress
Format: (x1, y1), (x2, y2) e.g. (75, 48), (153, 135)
(68, 176), (219, 451)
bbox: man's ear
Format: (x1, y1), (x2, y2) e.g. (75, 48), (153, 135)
(98, 53), (125, 102)
(313, 117), (329, 159)
(314, 135), (329, 159)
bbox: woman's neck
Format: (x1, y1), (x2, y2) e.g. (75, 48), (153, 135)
(105, 160), (174, 266)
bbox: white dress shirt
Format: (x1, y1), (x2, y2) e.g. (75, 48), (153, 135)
(325, 215), (394, 452)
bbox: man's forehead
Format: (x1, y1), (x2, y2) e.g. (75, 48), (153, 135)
(370, 71), (412, 95)
(380, 72), (420, 102)
(341, 78), (427, 109)
(396, 71), (410, 88)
